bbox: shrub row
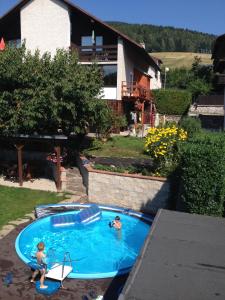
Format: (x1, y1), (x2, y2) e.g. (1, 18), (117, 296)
(153, 89), (192, 115)
(178, 132), (225, 217)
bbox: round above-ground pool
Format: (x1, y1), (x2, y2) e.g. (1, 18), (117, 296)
(15, 205), (152, 279)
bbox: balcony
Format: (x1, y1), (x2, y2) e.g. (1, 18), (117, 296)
(71, 43), (117, 62)
(121, 81), (153, 101)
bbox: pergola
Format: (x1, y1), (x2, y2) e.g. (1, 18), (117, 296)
(0, 134), (68, 192)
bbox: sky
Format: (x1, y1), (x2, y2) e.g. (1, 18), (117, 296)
(0, 0), (225, 36)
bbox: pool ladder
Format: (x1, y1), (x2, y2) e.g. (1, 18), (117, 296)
(62, 252), (73, 278)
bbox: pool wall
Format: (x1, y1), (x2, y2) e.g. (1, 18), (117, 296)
(35, 203), (154, 223)
(16, 204), (153, 279)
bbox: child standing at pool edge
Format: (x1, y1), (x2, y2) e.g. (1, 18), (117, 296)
(30, 242), (48, 289)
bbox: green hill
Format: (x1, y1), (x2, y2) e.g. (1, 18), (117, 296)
(152, 52), (212, 69)
(107, 21), (216, 53)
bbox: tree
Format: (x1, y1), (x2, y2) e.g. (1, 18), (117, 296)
(165, 56), (212, 100)
(0, 46), (106, 136)
(107, 22), (215, 52)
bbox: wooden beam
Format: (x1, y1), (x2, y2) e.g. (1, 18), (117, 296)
(15, 144), (24, 187)
(54, 145), (62, 192)
(141, 101), (145, 137)
(150, 102), (152, 127)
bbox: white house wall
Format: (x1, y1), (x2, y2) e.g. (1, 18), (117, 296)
(101, 87), (117, 100)
(117, 38), (136, 100)
(117, 38), (126, 100)
(21, 0), (71, 56)
(149, 66), (162, 89)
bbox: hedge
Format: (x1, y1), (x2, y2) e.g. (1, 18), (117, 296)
(178, 133), (225, 217)
(153, 89), (192, 115)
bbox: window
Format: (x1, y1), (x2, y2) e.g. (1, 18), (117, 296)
(81, 36), (92, 51)
(102, 65), (117, 87)
(81, 35), (103, 51)
(8, 39), (21, 49)
(95, 36), (103, 51)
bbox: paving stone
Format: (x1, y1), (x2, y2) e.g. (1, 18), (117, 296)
(0, 224), (15, 238)
(9, 219), (29, 226)
(24, 213), (35, 220)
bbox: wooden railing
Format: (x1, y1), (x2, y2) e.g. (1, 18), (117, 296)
(121, 81), (153, 101)
(71, 44), (117, 62)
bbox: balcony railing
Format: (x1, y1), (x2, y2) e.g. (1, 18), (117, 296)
(122, 81), (153, 101)
(71, 44), (117, 62)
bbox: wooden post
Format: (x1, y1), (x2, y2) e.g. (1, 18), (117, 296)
(141, 101), (145, 137)
(54, 145), (62, 192)
(150, 102), (152, 127)
(15, 144), (24, 187)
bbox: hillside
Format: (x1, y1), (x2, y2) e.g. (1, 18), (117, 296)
(152, 52), (212, 69)
(107, 21), (216, 53)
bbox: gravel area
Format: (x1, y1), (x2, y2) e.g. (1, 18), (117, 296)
(0, 176), (57, 192)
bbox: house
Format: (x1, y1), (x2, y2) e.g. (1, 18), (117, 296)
(0, 0), (162, 127)
(212, 33), (225, 129)
(188, 34), (225, 131)
(188, 95), (224, 130)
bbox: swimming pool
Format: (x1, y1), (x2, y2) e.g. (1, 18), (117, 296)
(15, 206), (152, 279)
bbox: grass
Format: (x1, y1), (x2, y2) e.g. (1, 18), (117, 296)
(83, 136), (149, 158)
(151, 52), (212, 69)
(0, 185), (66, 229)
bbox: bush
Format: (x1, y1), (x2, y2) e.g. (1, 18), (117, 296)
(178, 133), (225, 216)
(153, 89), (192, 115)
(93, 103), (127, 139)
(145, 125), (187, 176)
(145, 125), (187, 159)
(179, 117), (202, 137)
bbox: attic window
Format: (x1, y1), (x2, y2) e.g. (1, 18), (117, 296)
(81, 36), (103, 51)
(8, 39), (21, 49)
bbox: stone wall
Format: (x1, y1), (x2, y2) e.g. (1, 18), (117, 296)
(189, 104), (224, 116)
(77, 157), (170, 214)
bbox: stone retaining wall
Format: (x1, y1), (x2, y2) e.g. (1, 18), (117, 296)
(77, 156), (170, 214)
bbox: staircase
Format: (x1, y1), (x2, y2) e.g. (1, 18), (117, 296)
(65, 167), (88, 203)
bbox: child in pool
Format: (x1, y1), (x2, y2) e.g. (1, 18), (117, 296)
(109, 216), (122, 230)
(30, 242), (48, 289)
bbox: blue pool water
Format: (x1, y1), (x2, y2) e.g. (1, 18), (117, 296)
(16, 210), (151, 278)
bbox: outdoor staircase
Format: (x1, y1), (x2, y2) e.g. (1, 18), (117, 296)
(65, 167), (88, 202)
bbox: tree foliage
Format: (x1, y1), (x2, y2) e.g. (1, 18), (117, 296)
(165, 56), (213, 100)
(153, 89), (192, 115)
(107, 22), (215, 53)
(0, 46), (105, 136)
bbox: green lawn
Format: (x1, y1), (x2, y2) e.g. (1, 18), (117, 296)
(151, 52), (212, 69)
(0, 186), (65, 229)
(83, 136), (149, 158)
